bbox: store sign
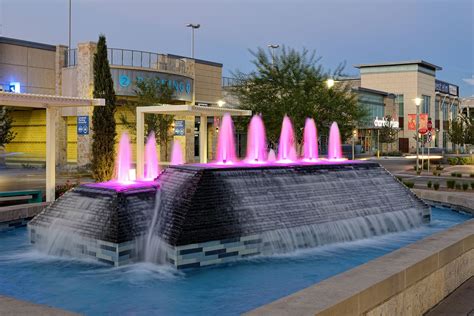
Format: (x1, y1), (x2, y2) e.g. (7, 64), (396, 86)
(174, 120), (185, 136)
(111, 68), (193, 102)
(8, 82), (20, 93)
(373, 117), (399, 128)
(77, 116), (89, 135)
(435, 79), (458, 96)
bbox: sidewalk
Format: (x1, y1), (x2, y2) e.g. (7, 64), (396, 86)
(425, 277), (474, 316)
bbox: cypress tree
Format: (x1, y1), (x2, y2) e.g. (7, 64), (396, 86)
(91, 35), (117, 182)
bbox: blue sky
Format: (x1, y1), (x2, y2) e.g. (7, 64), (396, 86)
(1, 0), (473, 96)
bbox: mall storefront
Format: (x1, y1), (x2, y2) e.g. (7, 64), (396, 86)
(0, 36), (225, 167)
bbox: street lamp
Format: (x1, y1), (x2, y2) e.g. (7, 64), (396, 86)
(268, 44), (279, 65)
(414, 97), (422, 172)
(217, 100), (225, 108)
(186, 23), (200, 58)
(326, 78), (335, 89)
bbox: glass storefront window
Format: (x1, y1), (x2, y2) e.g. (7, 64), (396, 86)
(358, 92), (385, 128)
(422, 95), (431, 116)
(396, 94), (404, 129)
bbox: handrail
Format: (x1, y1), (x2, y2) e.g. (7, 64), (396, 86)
(64, 48), (192, 77)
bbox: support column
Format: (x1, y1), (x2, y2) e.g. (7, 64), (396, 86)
(136, 109), (145, 179)
(199, 115), (208, 163)
(46, 107), (58, 202)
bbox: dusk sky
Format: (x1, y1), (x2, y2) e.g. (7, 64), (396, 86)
(1, 0), (473, 96)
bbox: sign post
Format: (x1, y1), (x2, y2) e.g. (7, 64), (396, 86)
(427, 118), (433, 171)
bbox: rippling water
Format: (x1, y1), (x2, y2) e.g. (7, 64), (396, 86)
(0, 207), (471, 315)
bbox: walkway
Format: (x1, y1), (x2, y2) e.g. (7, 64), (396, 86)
(0, 295), (79, 315)
(425, 277), (474, 316)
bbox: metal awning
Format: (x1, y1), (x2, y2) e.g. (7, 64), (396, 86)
(136, 105), (251, 178)
(0, 91), (105, 202)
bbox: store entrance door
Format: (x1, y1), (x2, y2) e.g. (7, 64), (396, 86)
(399, 138), (409, 153)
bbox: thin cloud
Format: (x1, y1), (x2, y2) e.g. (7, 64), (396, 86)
(463, 76), (474, 85)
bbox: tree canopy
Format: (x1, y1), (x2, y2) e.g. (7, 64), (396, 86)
(91, 35), (117, 182)
(231, 47), (366, 146)
(0, 106), (16, 148)
(120, 77), (174, 160)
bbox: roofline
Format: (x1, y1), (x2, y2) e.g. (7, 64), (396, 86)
(0, 36), (56, 52)
(353, 86), (393, 97)
(354, 60), (442, 71)
(168, 54), (223, 68)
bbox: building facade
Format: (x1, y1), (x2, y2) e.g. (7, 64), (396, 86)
(354, 60), (461, 153)
(1, 36), (224, 167)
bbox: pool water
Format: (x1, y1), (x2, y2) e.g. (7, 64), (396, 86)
(0, 207), (471, 315)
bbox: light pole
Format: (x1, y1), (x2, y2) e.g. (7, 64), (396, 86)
(186, 23), (200, 58)
(268, 44), (279, 65)
(415, 97), (422, 173)
(68, 0), (72, 50)
(326, 78), (335, 89)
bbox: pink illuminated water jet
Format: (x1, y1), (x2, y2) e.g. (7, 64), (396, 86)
(303, 118), (318, 161)
(268, 149), (276, 162)
(216, 114), (237, 164)
(116, 133), (132, 183)
(246, 115), (267, 163)
(144, 132), (159, 180)
(328, 122), (343, 160)
(277, 115), (297, 162)
(171, 140), (184, 165)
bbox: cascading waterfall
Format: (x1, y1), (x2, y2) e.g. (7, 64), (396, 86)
(170, 140), (184, 165)
(303, 118), (318, 161)
(216, 113), (237, 164)
(142, 189), (167, 263)
(116, 133), (132, 183)
(277, 115), (297, 162)
(246, 115), (267, 163)
(328, 122), (343, 160)
(144, 132), (159, 180)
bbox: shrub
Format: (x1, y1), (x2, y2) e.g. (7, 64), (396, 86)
(436, 164), (444, 171)
(55, 180), (80, 199)
(448, 157), (469, 165)
(451, 172), (457, 177)
(416, 170), (421, 175)
(403, 181), (415, 188)
(446, 180), (456, 189)
(396, 176), (403, 182)
(448, 157), (457, 165)
(387, 151), (402, 157)
(455, 183), (461, 190)
(432, 170), (438, 176)
(433, 182), (440, 190)
(427, 181), (432, 188)
(456, 173), (462, 178)
(470, 173), (474, 178)
(471, 182), (474, 189)
(462, 183), (469, 191)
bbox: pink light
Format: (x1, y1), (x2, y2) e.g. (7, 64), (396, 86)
(277, 115), (297, 162)
(171, 140), (184, 165)
(215, 113), (237, 164)
(328, 122), (343, 160)
(268, 149), (276, 162)
(303, 118), (318, 161)
(246, 115), (267, 163)
(116, 133), (132, 183)
(144, 132), (159, 180)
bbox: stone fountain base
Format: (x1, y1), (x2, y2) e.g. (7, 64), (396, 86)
(29, 162), (430, 268)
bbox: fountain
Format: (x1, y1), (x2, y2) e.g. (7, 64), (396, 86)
(328, 122), (343, 160)
(170, 140), (184, 165)
(29, 115), (430, 269)
(246, 115), (267, 163)
(116, 133), (132, 183)
(303, 118), (318, 161)
(215, 113), (237, 164)
(144, 132), (159, 180)
(277, 115), (297, 162)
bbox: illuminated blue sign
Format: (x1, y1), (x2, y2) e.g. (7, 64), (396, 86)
(9, 82), (20, 93)
(174, 120), (185, 136)
(119, 75), (131, 87)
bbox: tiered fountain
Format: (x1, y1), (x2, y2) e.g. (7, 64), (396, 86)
(29, 114), (430, 268)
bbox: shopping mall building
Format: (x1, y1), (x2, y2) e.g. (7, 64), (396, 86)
(0, 36), (224, 167)
(346, 60), (461, 154)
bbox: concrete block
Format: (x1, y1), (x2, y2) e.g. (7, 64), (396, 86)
(438, 240), (464, 267)
(359, 271), (405, 313)
(405, 253), (438, 287)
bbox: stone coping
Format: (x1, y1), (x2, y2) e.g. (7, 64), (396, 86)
(413, 189), (474, 214)
(0, 202), (49, 223)
(0, 295), (80, 315)
(246, 219), (474, 315)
